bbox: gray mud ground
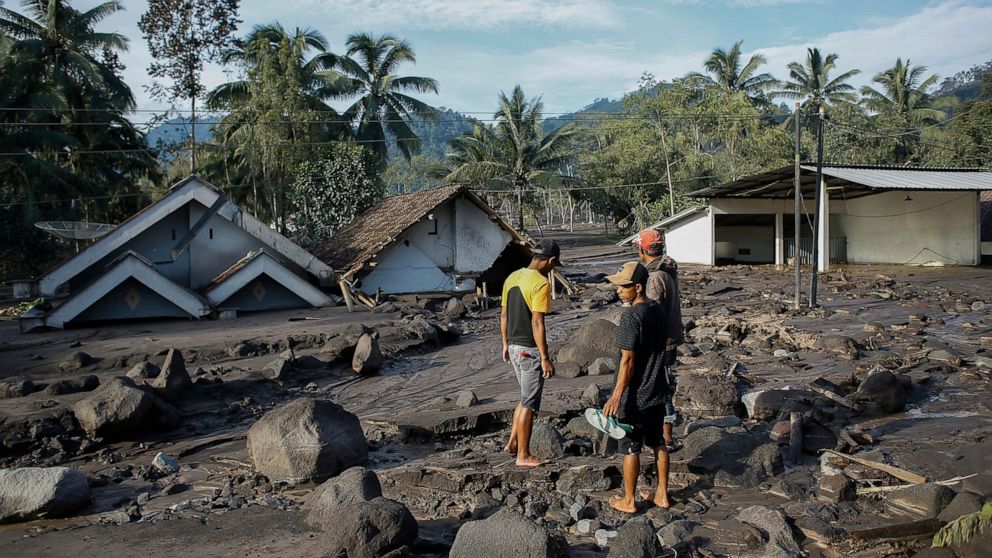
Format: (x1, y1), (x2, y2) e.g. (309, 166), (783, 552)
(2, 228), (991, 557)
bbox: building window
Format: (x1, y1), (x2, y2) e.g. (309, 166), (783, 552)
(209, 228), (214, 239)
(171, 228), (176, 240)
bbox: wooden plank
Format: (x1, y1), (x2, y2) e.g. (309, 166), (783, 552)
(856, 474), (977, 495)
(822, 449), (927, 484)
(355, 291), (376, 308)
(339, 280), (355, 313)
(809, 383), (860, 410)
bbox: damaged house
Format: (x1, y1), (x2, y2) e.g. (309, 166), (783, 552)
(313, 184), (567, 296)
(621, 164), (992, 270)
(18, 176), (335, 332)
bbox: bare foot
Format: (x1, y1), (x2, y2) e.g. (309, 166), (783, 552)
(515, 455), (548, 467)
(608, 495), (637, 514)
(639, 489), (672, 509)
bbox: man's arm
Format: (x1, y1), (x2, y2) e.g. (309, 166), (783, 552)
(531, 311), (554, 378)
(604, 348), (635, 417)
(646, 271), (665, 303)
(500, 306), (510, 363)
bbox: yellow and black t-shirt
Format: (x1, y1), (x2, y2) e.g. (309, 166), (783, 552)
(501, 268), (551, 347)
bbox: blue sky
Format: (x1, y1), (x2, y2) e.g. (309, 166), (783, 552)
(91, 0), (992, 114)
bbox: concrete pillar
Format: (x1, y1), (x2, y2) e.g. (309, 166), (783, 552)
(774, 213), (784, 266)
(817, 177), (830, 272)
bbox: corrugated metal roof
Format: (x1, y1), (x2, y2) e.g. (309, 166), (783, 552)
(802, 166), (992, 191)
(690, 165), (992, 199)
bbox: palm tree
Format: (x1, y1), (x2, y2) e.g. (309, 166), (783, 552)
(208, 23), (349, 115)
(688, 41), (777, 104)
(773, 47), (860, 110)
(0, 1), (156, 221)
(0, 0), (132, 109)
(860, 58), (949, 125)
(445, 86), (575, 230)
(206, 23), (354, 229)
(331, 32), (439, 165)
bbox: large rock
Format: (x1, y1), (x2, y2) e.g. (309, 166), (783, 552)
(0, 377), (36, 399)
(853, 370), (906, 416)
(675, 371), (742, 418)
(125, 361), (160, 381)
(321, 497), (418, 558)
(556, 362), (583, 379)
(58, 351), (94, 371)
(680, 426), (781, 488)
(530, 423), (565, 460)
(938, 491), (983, 523)
(741, 389), (816, 422)
(148, 349), (192, 401)
(886, 483), (955, 517)
(450, 507), (567, 558)
(587, 357), (616, 376)
(607, 517), (660, 557)
(352, 333), (383, 374)
(556, 319), (618, 368)
(305, 466), (382, 530)
(247, 398), (367, 484)
(0, 467), (91, 523)
(44, 375), (99, 396)
(738, 505), (802, 558)
(72, 377), (155, 440)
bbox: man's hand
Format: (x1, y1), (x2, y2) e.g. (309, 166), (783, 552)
(502, 345), (510, 363)
(602, 394), (621, 418)
(541, 357), (555, 378)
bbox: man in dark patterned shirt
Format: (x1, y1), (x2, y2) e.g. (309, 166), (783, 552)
(602, 261), (672, 512)
(636, 228), (684, 452)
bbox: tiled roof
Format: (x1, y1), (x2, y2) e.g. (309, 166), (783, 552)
(312, 184), (469, 272)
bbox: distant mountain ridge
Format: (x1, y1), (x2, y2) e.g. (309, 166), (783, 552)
(147, 57), (990, 160)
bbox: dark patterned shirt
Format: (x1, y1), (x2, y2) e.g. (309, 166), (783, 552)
(614, 300), (670, 418)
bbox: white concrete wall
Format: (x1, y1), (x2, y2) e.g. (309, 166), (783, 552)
(453, 198), (512, 272)
(665, 209), (713, 265)
(359, 242), (454, 294)
(714, 225), (776, 263)
(403, 203), (455, 269)
(831, 191), (979, 265)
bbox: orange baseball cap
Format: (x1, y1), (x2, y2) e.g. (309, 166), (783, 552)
(637, 228), (664, 252)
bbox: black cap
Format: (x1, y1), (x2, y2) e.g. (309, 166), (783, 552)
(532, 239), (562, 263)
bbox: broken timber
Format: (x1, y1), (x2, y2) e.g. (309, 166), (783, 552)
(822, 449), (927, 484)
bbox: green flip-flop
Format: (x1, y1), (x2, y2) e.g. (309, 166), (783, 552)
(584, 408), (633, 440)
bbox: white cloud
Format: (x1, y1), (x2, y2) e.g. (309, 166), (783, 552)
(753, 1), (992, 89)
(286, 0), (620, 30)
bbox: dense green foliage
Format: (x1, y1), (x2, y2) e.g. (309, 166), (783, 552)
(2, 0), (991, 281)
(444, 86), (576, 229)
(0, 0), (161, 279)
(289, 143), (381, 251)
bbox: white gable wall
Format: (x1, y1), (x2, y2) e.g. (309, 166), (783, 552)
(403, 201), (455, 269)
(359, 242), (454, 294)
(454, 197), (512, 272)
(188, 202), (286, 290)
(665, 209), (714, 265)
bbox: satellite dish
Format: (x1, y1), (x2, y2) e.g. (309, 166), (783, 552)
(35, 221), (116, 252)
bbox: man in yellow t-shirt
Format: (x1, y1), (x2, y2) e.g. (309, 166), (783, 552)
(501, 239), (560, 467)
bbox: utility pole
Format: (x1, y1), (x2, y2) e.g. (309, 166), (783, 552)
(809, 105), (825, 309)
(793, 102), (801, 310)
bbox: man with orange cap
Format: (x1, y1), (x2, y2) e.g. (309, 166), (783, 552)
(635, 228), (684, 452)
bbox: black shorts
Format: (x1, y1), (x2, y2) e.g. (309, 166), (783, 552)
(618, 406), (666, 455)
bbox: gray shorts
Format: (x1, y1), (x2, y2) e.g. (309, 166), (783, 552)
(509, 344), (544, 412)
